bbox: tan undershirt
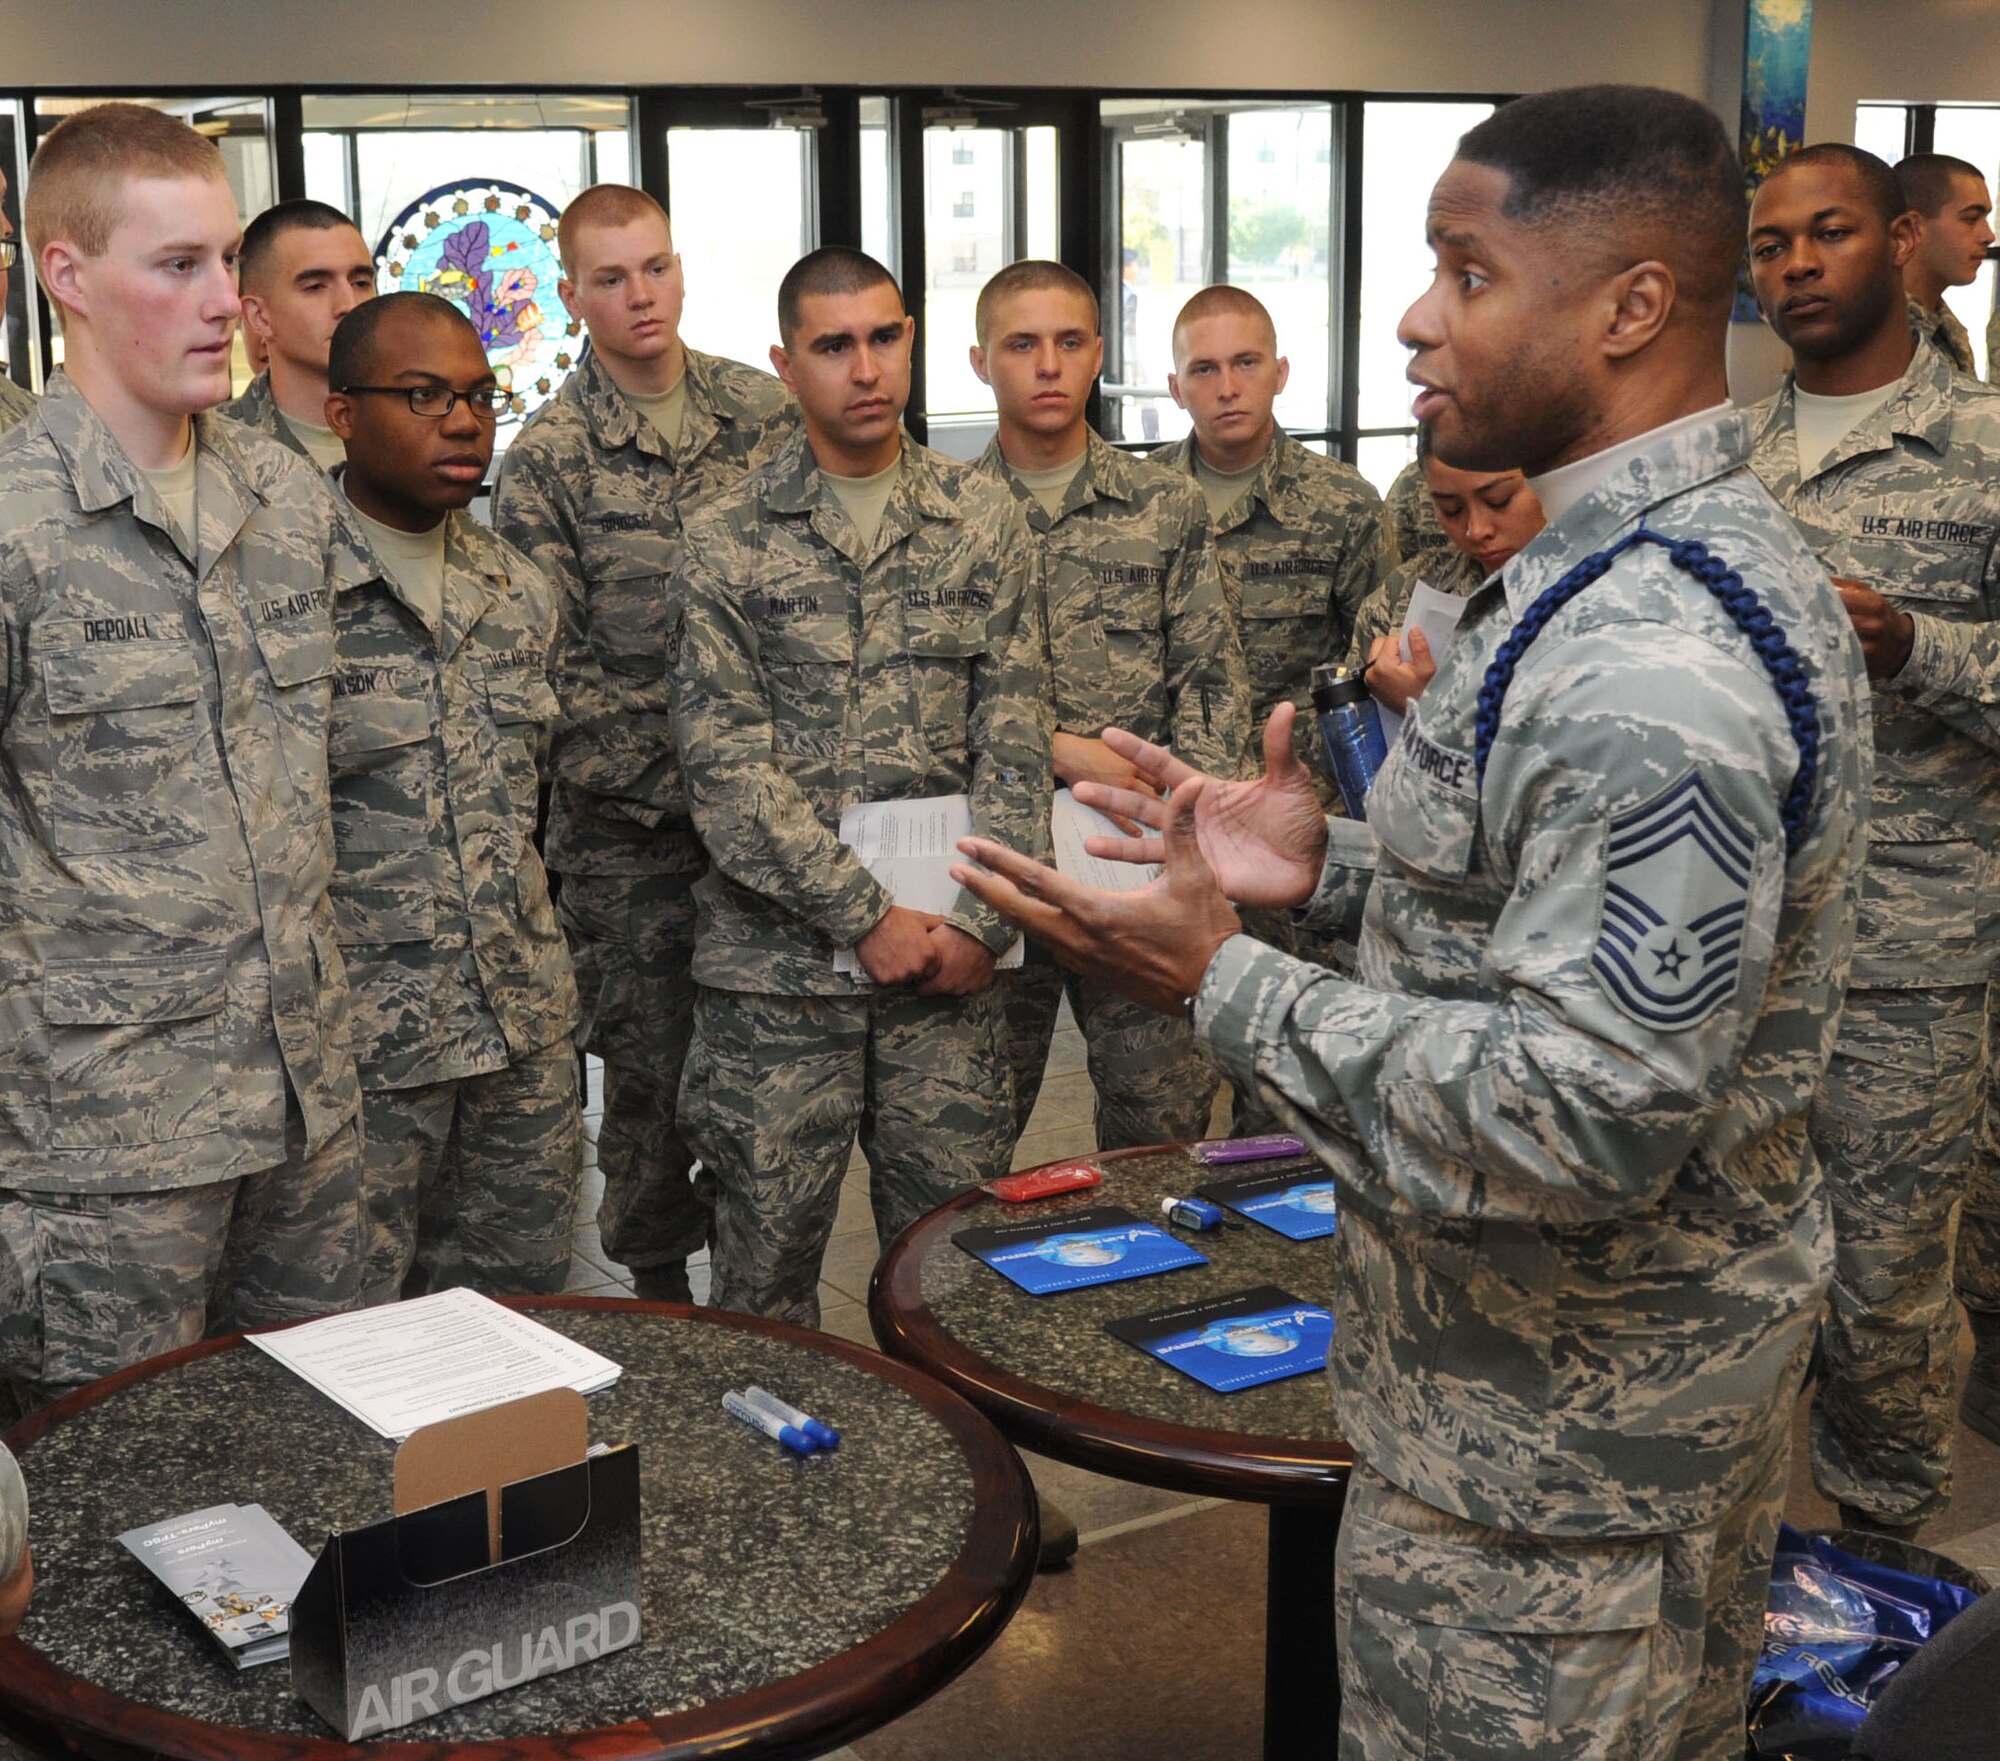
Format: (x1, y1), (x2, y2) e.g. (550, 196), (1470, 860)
(139, 436), (199, 561)
(621, 375), (689, 448)
(346, 489), (447, 632)
(1193, 451), (1264, 523)
(279, 410), (347, 473)
(1007, 450), (1089, 518)
(824, 454), (902, 550)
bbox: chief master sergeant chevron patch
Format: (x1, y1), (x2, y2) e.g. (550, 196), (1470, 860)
(1593, 770), (1754, 1030)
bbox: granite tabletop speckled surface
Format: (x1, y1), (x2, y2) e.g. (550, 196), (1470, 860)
(899, 1146), (1350, 1451)
(4, 1305), (1018, 1747)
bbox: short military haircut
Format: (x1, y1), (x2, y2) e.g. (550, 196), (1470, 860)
(557, 183), (670, 274)
(974, 259), (1098, 344)
(1454, 85), (1748, 315)
(1171, 284), (1277, 356)
(25, 101), (225, 274)
(239, 198), (364, 293)
(1765, 142), (1907, 226)
(776, 246), (901, 344)
(328, 290), (482, 392)
(1897, 151), (1988, 219)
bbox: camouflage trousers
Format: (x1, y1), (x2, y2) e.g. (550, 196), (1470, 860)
(0, 1110), (362, 1404)
(1808, 983), (1988, 1526)
(1336, 1439), (1790, 1761)
(1954, 978), (2000, 1314)
(682, 983), (1012, 1328)
(359, 1043), (582, 1307)
(1004, 945), (1220, 1150)
(558, 858), (713, 1274)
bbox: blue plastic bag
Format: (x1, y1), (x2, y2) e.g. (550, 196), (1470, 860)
(1747, 1523), (1982, 1757)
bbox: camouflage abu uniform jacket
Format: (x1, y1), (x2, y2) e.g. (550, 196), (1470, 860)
(0, 373), (34, 437)
(219, 372), (310, 459)
(1197, 411), (1871, 1536)
(493, 347), (799, 877)
(1907, 293), (1977, 378)
(1153, 428), (1383, 793)
(0, 377), (361, 1191)
(328, 500), (579, 1090)
(1749, 338), (2000, 985)
(975, 429), (1249, 779)
(673, 432), (1052, 997)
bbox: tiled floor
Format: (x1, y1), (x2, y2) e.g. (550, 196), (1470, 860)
(573, 1016), (2000, 1760)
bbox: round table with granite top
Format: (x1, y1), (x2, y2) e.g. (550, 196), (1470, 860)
(0, 1295), (1037, 1761)
(870, 1143), (1354, 1761)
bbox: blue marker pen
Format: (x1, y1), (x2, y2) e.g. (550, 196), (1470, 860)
(745, 1385), (841, 1450)
(722, 1389), (814, 1456)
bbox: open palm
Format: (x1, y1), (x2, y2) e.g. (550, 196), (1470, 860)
(1080, 705), (1332, 910)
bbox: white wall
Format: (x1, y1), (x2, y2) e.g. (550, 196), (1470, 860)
(1809, 0), (2000, 140)
(0, 0), (1720, 95)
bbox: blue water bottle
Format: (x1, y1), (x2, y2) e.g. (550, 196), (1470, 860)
(1312, 662), (1389, 818)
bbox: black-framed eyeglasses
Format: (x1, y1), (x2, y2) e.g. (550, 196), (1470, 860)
(339, 384), (504, 420)
(0, 240), (17, 271)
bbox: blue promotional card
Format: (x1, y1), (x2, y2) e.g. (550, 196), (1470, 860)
(1199, 1167), (1340, 1242)
(1105, 1286), (1333, 1392)
(953, 1205), (1208, 1295)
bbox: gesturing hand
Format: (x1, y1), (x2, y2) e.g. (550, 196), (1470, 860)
(1070, 704), (1330, 911)
(952, 776), (1244, 1016)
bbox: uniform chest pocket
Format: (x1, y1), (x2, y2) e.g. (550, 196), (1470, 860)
(252, 608), (338, 829)
(484, 663), (560, 728)
(330, 687), (434, 855)
(1239, 564), (1329, 622)
(1369, 721), (1482, 882)
(761, 612), (855, 757)
(38, 634), (212, 856)
(1842, 529), (1987, 609)
(581, 567), (675, 678)
(904, 615), (989, 761)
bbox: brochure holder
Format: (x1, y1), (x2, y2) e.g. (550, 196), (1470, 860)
(289, 1391), (642, 1740)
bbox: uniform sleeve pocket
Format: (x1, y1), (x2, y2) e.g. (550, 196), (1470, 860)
(43, 953), (225, 1148)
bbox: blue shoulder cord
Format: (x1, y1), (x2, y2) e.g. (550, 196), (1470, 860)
(1471, 526), (1823, 857)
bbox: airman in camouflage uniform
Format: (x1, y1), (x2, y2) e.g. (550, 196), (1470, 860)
(0, 374), (33, 436)
(0, 376), (364, 1400)
(1154, 324), (1383, 803)
(673, 252), (1049, 1326)
(1896, 152), (1991, 380)
(974, 425), (1248, 1148)
(1749, 348), (2000, 1527)
(323, 296), (582, 1304)
(1748, 144), (2000, 1533)
(674, 423), (1048, 1321)
(957, 91), (1872, 1759)
(494, 200), (798, 1302)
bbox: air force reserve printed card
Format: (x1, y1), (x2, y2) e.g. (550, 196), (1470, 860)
(954, 1204), (1208, 1294)
(1198, 1165), (1342, 1241)
(1106, 1286), (1334, 1392)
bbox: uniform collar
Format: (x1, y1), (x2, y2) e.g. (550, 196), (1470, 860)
(333, 475), (504, 655)
(976, 426), (1135, 529)
(39, 371), (265, 578)
(1499, 407), (1752, 623)
(763, 429), (958, 559)
(229, 373), (310, 458)
(1750, 336), (1956, 497)
(571, 343), (725, 463)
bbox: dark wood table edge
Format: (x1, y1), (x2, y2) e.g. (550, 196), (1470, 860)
(0, 1293), (1040, 1761)
(868, 1150), (1355, 1508)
